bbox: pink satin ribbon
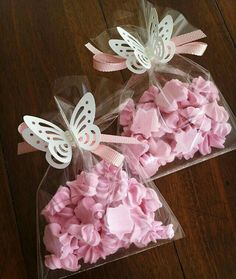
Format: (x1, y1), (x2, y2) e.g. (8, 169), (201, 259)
(85, 29), (207, 72)
(18, 123), (140, 167)
(85, 43), (127, 72)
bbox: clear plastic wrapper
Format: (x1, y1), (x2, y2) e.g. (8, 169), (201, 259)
(18, 76), (184, 279)
(87, 0), (236, 180)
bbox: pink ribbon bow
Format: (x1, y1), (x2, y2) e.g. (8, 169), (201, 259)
(86, 30), (207, 72)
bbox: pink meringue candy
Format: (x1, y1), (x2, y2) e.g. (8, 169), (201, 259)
(42, 160), (174, 272)
(119, 76), (232, 178)
(43, 224), (80, 272)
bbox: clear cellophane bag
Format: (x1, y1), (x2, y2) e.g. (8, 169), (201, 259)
(35, 76), (184, 279)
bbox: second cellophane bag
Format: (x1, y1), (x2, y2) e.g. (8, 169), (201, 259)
(87, 0), (236, 180)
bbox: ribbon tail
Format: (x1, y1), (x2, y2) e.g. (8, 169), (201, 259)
(172, 30), (207, 46)
(18, 122), (37, 154)
(18, 142), (37, 155)
(175, 42), (207, 56)
(92, 144), (124, 167)
(101, 134), (141, 144)
(85, 42), (127, 72)
(172, 30), (207, 56)
(85, 43), (102, 55)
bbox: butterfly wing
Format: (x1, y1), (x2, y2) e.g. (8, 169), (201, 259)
(148, 8), (159, 48)
(158, 15), (174, 42)
(70, 93), (101, 151)
(149, 14), (175, 63)
(23, 116), (72, 168)
(109, 39), (134, 59)
(162, 40), (176, 63)
(109, 27), (151, 71)
(126, 54), (147, 74)
(152, 36), (175, 63)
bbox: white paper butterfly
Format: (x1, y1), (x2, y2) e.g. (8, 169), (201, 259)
(109, 8), (176, 74)
(21, 93), (101, 169)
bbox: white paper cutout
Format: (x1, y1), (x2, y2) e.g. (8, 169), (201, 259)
(109, 8), (176, 74)
(22, 93), (101, 169)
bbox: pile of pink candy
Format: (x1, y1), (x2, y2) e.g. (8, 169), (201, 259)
(42, 160), (174, 272)
(119, 76), (232, 177)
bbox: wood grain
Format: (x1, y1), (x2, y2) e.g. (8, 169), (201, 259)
(0, 146), (27, 278)
(0, 0), (236, 278)
(215, 0), (236, 46)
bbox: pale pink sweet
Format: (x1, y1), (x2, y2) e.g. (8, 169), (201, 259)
(154, 80), (188, 113)
(137, 102), (156, 110)
(43, 206), (79, 230)
(179, 106), (203, 121)
(124, 178), (146, 207)
(45, 254), (81, 272)
(44, 254), (62, 270)
(139, 85), (159, 104)
(209, 134), (225, 149)
(74, 197), (96, 223)
(77, 244), (105, 264)
(139, 153), (160, 177)
(155, 223), (174, 239)
(198, 133), (212, 155)
(42, 186), (71, 216)
(163, 111), (179, 130)
(211, 121), (231, 138)
(125, 135), (149, 159)
(129, 206), (154, 243)
(78, 224), (101, 246)
(123, 146), (145, 176)
(121, 125), (132, 137)
(179, 107), (212, 132)
(43, 224), (79, 259)
(59, 254), (81, 271)
(105, 205), (134, 239)
(141, 188), (162, 213)
(174, 126), (203, 156)
(91, 203), (105, 220)
(197, 115), (212, 132)
(163, 79), (188, 102)
(155, 91), (178, 113)
(199, 121), (231, 155)
(93, 161), (128, 204)
(187, 90), (208, 106)
(101, 233), (123, 256)
(119, 98), (135, 126)
(135, 222), (174, 247)
(67, 172), (98, 199)
(130, 108), (161, 138)
(203, 101), (229, 122)
(67, 180), (83, 205)
(191, 76), (219, 102)
(148, 139), (174, 165)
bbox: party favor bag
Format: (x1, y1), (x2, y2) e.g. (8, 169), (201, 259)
(18, 76), (184, 279)
(86, 0), (236, 179)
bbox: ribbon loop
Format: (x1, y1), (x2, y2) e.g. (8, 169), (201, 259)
(172, 30), (206, 47)
(93, 53), (127, 72)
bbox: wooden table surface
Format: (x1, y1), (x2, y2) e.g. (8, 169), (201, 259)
(1, 0), (236, 278)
